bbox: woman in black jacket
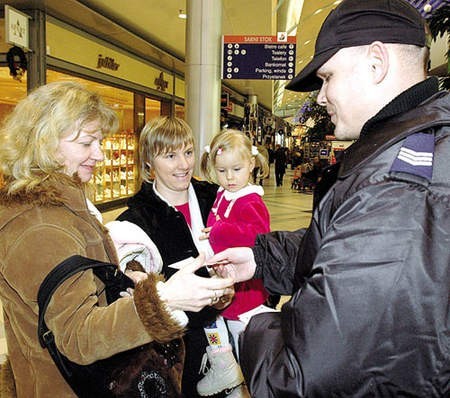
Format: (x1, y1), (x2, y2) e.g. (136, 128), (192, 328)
(117, 116), (229, 397)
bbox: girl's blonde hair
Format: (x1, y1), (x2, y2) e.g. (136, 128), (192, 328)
(200, 129), (269, 183)
(0, 81), (118, 194)
(139, 116), (195, 183)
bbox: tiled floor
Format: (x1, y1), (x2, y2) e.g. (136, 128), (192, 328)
(0, 167), (313, 360)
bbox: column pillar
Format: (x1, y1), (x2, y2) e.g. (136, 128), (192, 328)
(27, 9), (46, 91)
(185, 0), (222, 174)
(247, 94), (258, 142)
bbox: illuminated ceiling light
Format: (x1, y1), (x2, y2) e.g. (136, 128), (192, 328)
(178, 9), (187, 19)
(333, 0), (343, 5)
(304, 39), (311, 45)
(313, 8), (323, 15)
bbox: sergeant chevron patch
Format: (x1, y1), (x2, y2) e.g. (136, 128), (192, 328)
(397, 147), (433, 166)
(390, 132), (434, 181)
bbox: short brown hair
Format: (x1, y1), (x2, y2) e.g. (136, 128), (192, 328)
(139, 116), (195, 182)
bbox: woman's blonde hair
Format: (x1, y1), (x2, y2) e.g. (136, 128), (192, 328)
(139, 116), (195, 182)
(0, 81), (118, 194)
(200, 129), (269, 183)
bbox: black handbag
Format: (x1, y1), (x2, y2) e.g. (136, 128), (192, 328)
(37, 255), (184, 397)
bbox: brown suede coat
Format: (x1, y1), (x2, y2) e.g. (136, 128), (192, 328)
(0, 175), (184, 397)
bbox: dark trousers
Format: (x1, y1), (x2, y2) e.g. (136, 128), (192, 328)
(275, 169), (284, 186)
(181, 327), (208, 397)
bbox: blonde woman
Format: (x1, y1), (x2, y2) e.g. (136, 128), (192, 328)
(0, 83), (232, 397)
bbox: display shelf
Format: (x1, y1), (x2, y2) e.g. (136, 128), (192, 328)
(93, 130), (137, 204)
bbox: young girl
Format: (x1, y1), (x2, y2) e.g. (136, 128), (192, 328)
(197, 130), (270, 397)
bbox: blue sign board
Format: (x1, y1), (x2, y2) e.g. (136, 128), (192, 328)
(222, 35), (296, 80)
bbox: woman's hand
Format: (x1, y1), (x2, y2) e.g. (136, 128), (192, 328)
(120, 270), (148, 297)
(158, 253), (234, 312)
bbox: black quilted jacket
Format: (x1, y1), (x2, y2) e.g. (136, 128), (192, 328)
(241, 78), (450, 397)
(117, 178), (219, 398)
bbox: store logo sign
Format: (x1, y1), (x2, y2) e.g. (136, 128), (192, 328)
(5, 5), (30, 49)
(154, 72), (168, 91)
(97, 54), (120, 71)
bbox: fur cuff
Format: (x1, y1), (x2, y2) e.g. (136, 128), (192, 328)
(156, 282), (189, 328)
(134, 273), (185, 343)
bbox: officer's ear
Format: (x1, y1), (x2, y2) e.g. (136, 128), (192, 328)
(367, 41), (389, 84)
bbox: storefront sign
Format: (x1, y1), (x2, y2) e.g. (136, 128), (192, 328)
(154, 72), (168, 91)
(96, 54), (120, 71)
(47, 21), (176, 97)
(5, 5), (30, 49)
(222, 34), (296, 80)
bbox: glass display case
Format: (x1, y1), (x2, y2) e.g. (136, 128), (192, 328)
(94, 130), (137, 204)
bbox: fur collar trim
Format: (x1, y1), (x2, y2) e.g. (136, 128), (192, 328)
(0, 174), (83, 207)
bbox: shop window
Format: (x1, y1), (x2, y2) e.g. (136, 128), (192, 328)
(175, 103), (185, 119)
(0, 66), (27, 124)
(145, 97), (161, 122)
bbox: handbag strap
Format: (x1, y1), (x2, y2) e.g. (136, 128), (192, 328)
(37, 255), (128, 348)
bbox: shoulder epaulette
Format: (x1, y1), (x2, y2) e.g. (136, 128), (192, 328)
(389, 132), (434, 183)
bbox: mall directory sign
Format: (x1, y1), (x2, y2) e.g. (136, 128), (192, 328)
(222, 35), (296, 80)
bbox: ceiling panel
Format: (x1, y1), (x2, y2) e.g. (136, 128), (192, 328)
(78, 0), (277, 109)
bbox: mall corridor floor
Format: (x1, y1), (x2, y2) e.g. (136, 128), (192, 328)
(0, 167), (314, 361)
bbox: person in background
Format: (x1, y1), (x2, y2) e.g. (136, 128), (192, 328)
(267, 144), (275, 166)
(300, 156), (322, 192)
(207, 0), (450, 396)
(283, 147), (291, 169)
(252, 142), (269, 186)
(273, 144), (287, 187)
(198, 129), (270, 397)
(116, 116), (231, 398)
(0, 82), (233, 397)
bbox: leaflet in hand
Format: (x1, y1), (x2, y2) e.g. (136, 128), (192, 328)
(168, 257), (195, 270)
(238, 304), (279, 325)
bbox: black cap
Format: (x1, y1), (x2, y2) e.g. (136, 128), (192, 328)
(286, 0), (426, 92)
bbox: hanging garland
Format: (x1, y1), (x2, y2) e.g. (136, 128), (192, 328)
(6, 46), (27, 82)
